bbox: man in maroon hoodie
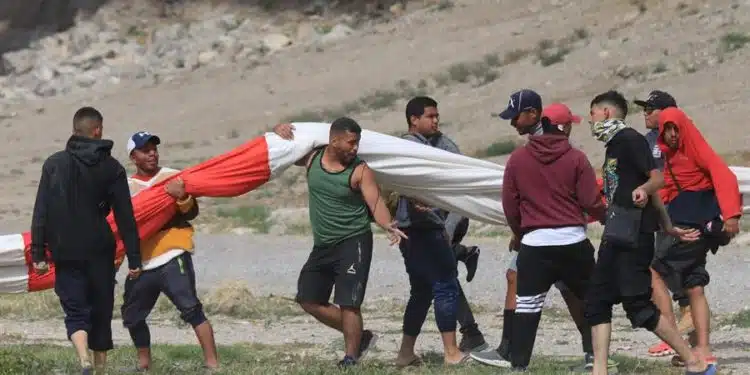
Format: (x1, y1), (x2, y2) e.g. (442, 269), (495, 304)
(501, 103), (607, 371)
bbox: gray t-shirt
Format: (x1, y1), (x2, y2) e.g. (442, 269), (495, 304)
(645, 128), (664, 171)
(395, 132), (464, 237)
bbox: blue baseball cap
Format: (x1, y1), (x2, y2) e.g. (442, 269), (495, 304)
(493, 89), (543, 120)
(126, 131), (161, 154)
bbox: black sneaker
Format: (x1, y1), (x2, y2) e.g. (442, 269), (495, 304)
(464, 246), (480, 282)
(459, 326), (488, 352)
(337, 355), (357, 368)
(357, 330), (378, 360)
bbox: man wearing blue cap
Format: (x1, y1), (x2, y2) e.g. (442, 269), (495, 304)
(472, 89), (616, 372)
(120, 131), (219, 371)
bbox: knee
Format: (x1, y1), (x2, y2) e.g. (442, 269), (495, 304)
(432, 279), (458, 300)
(298, 301), (324, 314)
(180, 303), (208, 328)
(686, 285), (704, 298)
(506, 269), (517, 285)
(622, 296), (660, 331)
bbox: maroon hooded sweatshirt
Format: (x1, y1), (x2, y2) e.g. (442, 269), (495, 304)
(502, 134), (605, 237)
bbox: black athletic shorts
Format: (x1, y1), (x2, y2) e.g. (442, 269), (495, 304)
(121, 252), (206, 328)
(652, 236), (711, 290)
(296, 231), (373, 308)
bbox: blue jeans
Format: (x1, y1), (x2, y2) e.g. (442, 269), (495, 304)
(400, 228), (459, 336)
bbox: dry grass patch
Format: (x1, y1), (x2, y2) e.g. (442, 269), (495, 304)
(722, 150), (750, 166)
(0, 280), (301, 322)
(203, 280), (302, 320)
(0, 290), (62, 320)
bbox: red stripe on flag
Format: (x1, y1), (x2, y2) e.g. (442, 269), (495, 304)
(24, 136), (273, 292)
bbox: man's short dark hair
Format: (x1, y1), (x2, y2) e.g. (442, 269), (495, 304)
(330, 117), (362, 136)
(72, 106), (104, 136)
(405, 96), (438, 128)
(590, 90), (629, 118)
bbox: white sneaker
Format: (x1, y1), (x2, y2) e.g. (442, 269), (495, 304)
(469, 350), (512, 368)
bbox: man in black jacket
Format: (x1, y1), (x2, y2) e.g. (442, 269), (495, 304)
(30, 106), (143, 375)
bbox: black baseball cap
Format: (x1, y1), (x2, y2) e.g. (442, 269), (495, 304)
(634, 90), (677, 110)
(492, 89), (543, 120)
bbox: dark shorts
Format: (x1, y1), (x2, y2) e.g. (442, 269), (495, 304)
(652, 236), (711, 290)
(516, 239), (595, 303)
(54, 255), (116, 352)
(296, 231), (373, 308)
(121, 252), (206, 328)
(585, 232), (660, 329)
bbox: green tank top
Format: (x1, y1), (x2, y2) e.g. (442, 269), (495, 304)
(307, 148), (372, 246)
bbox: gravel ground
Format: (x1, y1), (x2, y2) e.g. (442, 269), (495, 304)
(181, 233), (750, 315)
(3, 233), (750, 373)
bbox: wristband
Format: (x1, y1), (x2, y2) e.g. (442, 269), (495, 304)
(176, 194), (193, 205)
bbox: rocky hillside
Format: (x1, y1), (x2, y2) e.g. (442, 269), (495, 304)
(0, 0), (749, 233)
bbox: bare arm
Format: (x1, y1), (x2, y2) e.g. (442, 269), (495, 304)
(354, 164), (393, 230)
(638, 169), (665, 196)
(650, 192), (673, 231)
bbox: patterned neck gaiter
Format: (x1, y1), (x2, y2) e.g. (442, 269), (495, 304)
(590, 118), (627, 144)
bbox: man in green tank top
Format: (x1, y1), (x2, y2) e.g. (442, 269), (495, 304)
(273, 117), (406, 368)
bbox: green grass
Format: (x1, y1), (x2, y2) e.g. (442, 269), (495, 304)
(0, 343), (680, 375)
(474, 139), (518, 158)
(216, 205), (272, 233)
(720, 308), (750, 328)
(719, 32), (750, 53)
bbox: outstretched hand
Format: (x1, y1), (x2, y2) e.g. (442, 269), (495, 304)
(412, 201), (432, 212)
(666, 226), (701, 242)
(384, 221), (408, 245)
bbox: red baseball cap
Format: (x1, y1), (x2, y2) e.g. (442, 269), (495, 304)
(542, 103), (581, 125)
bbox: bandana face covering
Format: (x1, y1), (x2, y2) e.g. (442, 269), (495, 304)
(590, 119), (627, 144)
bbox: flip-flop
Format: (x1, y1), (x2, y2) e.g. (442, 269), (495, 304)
(395, 356), (423, 368)
(648, 341), (675, 357)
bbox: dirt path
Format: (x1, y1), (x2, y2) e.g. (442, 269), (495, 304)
(2, 234), (750, 372)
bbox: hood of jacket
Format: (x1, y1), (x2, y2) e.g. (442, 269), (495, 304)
(526, 134), (572, 164)
(657, 107), (703, 158)
(65, 135), (114, 166)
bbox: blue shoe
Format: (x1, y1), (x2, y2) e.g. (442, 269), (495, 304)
(686, 363), (717, 375)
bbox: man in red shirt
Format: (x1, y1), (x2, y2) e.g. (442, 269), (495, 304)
(650, 107), (742, 367)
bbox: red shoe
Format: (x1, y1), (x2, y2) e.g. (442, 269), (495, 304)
(648, 341), (675, 357)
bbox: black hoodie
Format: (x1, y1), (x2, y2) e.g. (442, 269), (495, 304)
(30, 135), (142, 268)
